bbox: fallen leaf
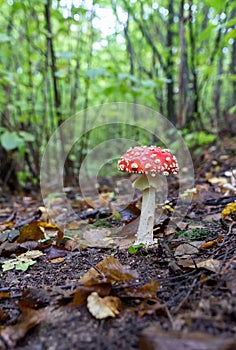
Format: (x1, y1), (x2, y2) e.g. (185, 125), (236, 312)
(200, 236), (222, 249)
(0, 292), (10, 300)
(121, 280), (159, 299)
(37, 222), (59, 229)
(41, 245), (68, 260)
(139, 327), (236, 350)
(64, 238), (80, 251)
(0, 222), (14, 232)
(174, 243), (199, 257)
(17, 222), (45, 243)
(50, 257), (65, 264)
(87, 292), (121, 319)
(118, 204), (140, 223)
(222, 202), (236, 221)
(139, 299), (166, 317)
(71, 284), (112, 307)
(19, 287), (52, 309)
(67, 221), (80, 230)
(80, 228), (114, 248)
(79, 255), (138, 285)
(16, 221), (64, 245)
(117, 216), (139, 238)
(2, 250), (44, 272)
(189, 258), (220, 273)
(0, 307), (46, 348)
(208, 177), (228, 185)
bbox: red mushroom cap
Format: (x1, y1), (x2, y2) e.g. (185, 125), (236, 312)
(117, 146), (179, 176)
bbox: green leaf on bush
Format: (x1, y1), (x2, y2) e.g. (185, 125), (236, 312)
(1, 131), (23, 150)
(18, 131), (35, 142)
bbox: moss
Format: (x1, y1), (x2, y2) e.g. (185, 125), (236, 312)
(176, 228), (210, 240)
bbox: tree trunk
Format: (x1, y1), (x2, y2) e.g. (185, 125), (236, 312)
(230, 7), (236, 107)
(166, 0), (175, 124)
(188, 0), (202, 129)
(177, 0), (185, 129)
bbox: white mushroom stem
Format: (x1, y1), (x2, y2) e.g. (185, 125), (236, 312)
(135, 185), (156, 244)
(133, 174), (162, 245)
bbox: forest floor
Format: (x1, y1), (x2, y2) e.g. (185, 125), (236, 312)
(1, 139), (236, 350)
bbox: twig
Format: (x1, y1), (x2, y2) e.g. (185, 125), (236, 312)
(13, 210), (42, 228)
(227, 222), (236, 235)
(84, 258), (106, 280)
(0, 211), (16, 224)
(173, 278), (197, 314)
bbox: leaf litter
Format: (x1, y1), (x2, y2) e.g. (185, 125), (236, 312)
(0, 140), (236, 348)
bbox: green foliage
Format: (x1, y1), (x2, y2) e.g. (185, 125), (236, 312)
(0, 130), (35, 153)
(0, 0), (234, 185)
(128, 243), (145, 254)
(2, 257), (36, 272)
(1, 131), (22, 151)
(183, 130), (216, 149)
(176, 228), (210, 240)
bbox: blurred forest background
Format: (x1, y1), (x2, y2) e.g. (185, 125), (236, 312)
(0, 0), (235, 191)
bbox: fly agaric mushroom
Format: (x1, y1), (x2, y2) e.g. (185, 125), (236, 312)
(117, 146), (179, 244)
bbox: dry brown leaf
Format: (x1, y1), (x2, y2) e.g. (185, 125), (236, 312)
(79, 255), (138, 285)
(117, 216), (140, 238)
(64, 238), (80, 251)
(71, 284), (112, 307)
(80, 228), (114, 248)
(139, 299), (166, 317)
(189, 258), (220, 273)
(207, 177), (227, 185)
(17, 221), (64, 245)
(121, 280), (159, 299)
(0, 307), (46, 348)
(67, 221), (80, 230)
(50, 257), (65, 264)
(87, 292), (121, 319)
(17, 221), (45, 243)
(174, 243), (199, 257)
(139, 327), (236, 350)
(41, 245), (68, 260)
(0, 292), (10, 300)
(0, 222), (14, 232)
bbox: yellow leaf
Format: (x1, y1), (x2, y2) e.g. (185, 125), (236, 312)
(87, 292), (121, 319)
(222, 202), (236, 220)
(200, 236), (222, 249)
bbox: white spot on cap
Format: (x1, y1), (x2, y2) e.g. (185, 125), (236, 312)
(154, 159), (161, 164)
(166, 157), (171, 162)
(131, 162), (139, 169)
(145, 163), (151, 169)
